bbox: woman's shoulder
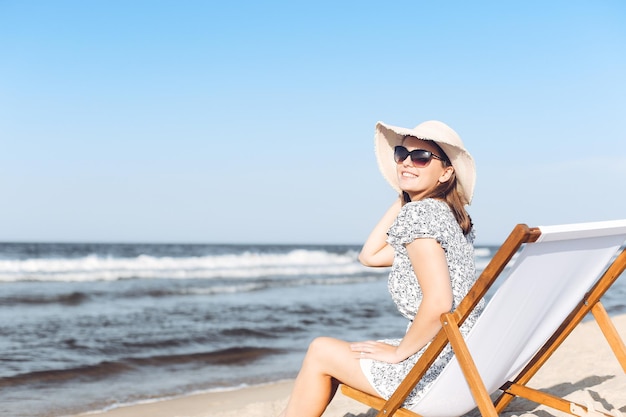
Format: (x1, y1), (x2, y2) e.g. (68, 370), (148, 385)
(401, 198), (451, 216)
(395, 199), (474, 248)
(390, 199), (453, 241)
(398, 199), (466, 237)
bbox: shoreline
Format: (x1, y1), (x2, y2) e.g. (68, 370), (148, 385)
(69, 379), (373, 417)
(73, 314), (626, 417)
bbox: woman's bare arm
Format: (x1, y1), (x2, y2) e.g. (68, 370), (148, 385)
(351, 237), (453, 363)
(394, 238), (453, 360)
(358, 197), (402, 267)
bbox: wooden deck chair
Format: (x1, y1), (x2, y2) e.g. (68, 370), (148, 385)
(342, 220), (626, 417)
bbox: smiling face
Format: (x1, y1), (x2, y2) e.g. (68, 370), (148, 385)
(396, 136), (454, 202)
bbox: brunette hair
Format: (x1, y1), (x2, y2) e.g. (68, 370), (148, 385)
(402, 140), (473, 235)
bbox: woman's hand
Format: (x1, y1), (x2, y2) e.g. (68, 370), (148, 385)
(349, 340), (404, 364)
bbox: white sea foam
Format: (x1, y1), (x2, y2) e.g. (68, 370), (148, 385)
(0, 249), (370, 282)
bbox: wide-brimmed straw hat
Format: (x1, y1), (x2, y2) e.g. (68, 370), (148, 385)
(374, 120), (476, 205)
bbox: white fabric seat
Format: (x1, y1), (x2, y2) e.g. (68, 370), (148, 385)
(411, 220), (626, 417)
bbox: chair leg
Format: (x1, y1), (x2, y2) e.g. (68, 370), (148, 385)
(504, 382), (616, 417)
(591, 302), (626, 372)
(441, 313), (498, 417)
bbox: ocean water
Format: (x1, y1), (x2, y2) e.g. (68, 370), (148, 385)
(0, 242), (624, 417)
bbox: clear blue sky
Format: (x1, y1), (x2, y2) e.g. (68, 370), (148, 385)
(1, 1), (625, 245)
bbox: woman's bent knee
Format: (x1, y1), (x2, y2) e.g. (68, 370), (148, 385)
(306, 337), (338, 359)
(304, 337), (373, 393)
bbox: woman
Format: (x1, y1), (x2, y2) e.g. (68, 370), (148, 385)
(279, 120), (484, 417)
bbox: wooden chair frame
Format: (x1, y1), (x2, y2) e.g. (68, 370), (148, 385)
(341, 223), (626, 417)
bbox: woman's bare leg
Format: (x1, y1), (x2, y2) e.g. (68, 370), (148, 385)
(280, 336), (379, 417)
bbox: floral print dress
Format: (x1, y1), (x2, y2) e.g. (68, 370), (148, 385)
(360, 198), (484, 407)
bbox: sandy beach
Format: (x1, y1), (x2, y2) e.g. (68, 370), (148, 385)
(74, 314), (626, 417)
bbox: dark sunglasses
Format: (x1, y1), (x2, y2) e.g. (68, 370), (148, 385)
(394, 146), (445, 167)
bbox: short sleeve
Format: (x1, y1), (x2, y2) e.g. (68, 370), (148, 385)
(387, 199), (450, 249)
